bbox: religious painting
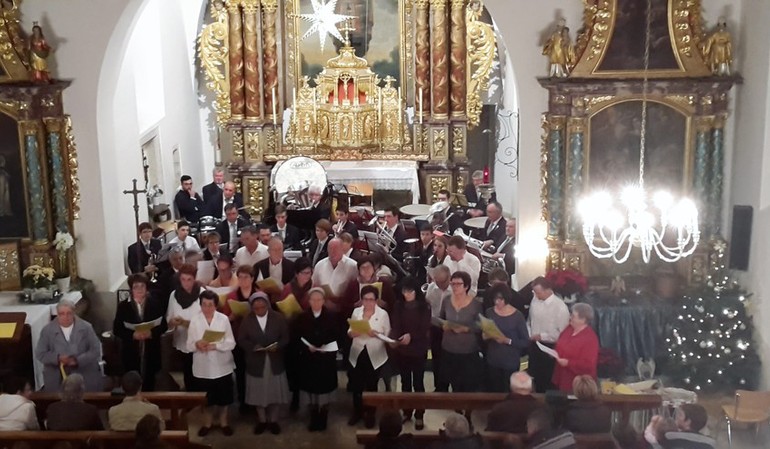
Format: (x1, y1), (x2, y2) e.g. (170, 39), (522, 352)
(587, 101), (688, 194)
(298, 0), (402, 87)
(0, 112), (30, 239)
(598, 0), (678, 72)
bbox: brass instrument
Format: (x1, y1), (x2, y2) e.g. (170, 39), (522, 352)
(148, 252), (158, 283)
(453, 228), (503, 274)
(369, 214), (397, 255)
(429, 201), (451, 232)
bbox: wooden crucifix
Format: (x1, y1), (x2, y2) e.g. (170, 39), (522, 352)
(123, 179), (146, 233)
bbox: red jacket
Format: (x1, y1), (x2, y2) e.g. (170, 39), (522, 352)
(552, 325), (599, 392)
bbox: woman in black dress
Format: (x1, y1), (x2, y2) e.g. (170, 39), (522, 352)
(113, 273), (167, 391)
(295, 287), (340, 431)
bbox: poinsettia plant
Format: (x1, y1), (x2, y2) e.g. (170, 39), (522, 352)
(22, 265), (55, 289)
(545, 268), (588, 297)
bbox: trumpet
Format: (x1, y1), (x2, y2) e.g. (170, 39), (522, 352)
(148, 252), (158, 283)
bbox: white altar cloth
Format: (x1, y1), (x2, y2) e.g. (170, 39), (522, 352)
(320, 160), (420, 203)
(0, 291), (83, 389)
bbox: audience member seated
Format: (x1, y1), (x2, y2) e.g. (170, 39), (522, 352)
(429, 413), (485, 449)
(525, 407), (576, 449)
(134, 414), (171, 449)
(45, 373), (103, 430)
(108, 371), (164, 432)
(0, 377), (38, 431)
(371, 410), (415, 449)
(486, 371), (539, 434)
(661, 404), (716, 449)
(563, 375), (612, 433)
(613, 423), (647, 449)
(643, 415), (678, 449)
(552, 303), (599, 393)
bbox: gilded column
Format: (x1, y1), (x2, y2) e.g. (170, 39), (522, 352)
(20, 122), (49, 242)
(545, 116), (566, 241)
(262, 0), (279, 123)
(693, 116), (712, 236)
(430, 0), (449, 119)
(226, 0), (245, 119)
(565, 117), (585, 244)
(43, 118), (69, 233)
(709, 114), (725, 237)
(415, 0), (430, 122)
(242, 0), (261, 121)
(449, 0), (466, 118)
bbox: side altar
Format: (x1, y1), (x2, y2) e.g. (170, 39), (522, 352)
(198, 0), (498, 218)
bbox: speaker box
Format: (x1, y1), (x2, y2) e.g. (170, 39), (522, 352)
(729, 205), (753, 271)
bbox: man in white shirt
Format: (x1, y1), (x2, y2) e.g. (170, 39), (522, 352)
(527, 276), (569, 392)
(312, 238), (358, 298)
(425, 264), (451, 391)
(234, 225), (268, 268)
(441, 235), (481, 295)
(169, 221), (201, 253)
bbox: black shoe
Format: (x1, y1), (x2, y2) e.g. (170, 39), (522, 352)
(319, 408), (329, 431)
(415, 418), (425, 430)
(348, 413), (362, 426)
(197, 426), (210, 437)
(268, 422), (281, 435)
(221, 426), (234, 436)
(253, 422), (266, 435)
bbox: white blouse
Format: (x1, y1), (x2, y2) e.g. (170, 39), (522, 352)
(185, 311), (236, 379)
(348, 305), (391, 370)
(166, 293), (202, 352)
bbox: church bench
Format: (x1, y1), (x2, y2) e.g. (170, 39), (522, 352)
(356, 430), (618, 449)
(0, 430), (210, 449)
(362, 392), (662, 425)
(29, 392), (206, 430)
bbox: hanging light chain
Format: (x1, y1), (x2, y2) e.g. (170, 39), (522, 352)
(639, 0), (653, 189)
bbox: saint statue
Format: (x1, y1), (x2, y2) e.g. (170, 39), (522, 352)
(542, 18), (574, 78)
(702, 19), (732, 76)
(28, 22), (52, 83)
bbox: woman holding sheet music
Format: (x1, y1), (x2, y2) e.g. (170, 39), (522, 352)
(186, 290), (236, 436)
(237, 292), (290, 435)
(113, 273), (167, 391)
(295, 287), (339, 432)
(347, 284), (391, 428)
(482, 284), (529, 393)
(165, 264), (203, 392)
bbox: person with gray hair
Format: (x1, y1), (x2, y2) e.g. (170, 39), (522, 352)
(44, 373), (103, 430)
(430, 413), (484, 449)
(35, 299), (102, 393)
(552, 302), (599, 392)
(486, 371), (540, 434)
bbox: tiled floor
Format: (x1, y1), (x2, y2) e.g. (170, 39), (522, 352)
(177, 374), (768, 449)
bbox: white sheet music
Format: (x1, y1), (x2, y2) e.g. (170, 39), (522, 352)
(196, 260), (216, 284)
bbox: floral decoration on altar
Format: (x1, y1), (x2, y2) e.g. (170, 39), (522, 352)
(22, 265), (55, 290)
(545, 269), (588, 299)
(53, 231), (74, 278)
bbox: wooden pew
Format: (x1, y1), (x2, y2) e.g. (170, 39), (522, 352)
(30, 392), (206, 430)
(356, 430), (618, 449)
(362, 392), (662, 426)
(0, 430), (210, 449)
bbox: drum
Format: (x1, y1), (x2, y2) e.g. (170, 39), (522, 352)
(400, 203), (432, 217)
(197, 216), (220, 245)
(464, 216), (487, 229)
(272, 156), (328, 198)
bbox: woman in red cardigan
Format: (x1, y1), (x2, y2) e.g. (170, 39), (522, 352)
(552, 303), (599, 392)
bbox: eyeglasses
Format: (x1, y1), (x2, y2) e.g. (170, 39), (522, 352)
(450, 281), (465, 286)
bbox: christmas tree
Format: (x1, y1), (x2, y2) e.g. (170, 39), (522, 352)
(661, 241), (761, 392)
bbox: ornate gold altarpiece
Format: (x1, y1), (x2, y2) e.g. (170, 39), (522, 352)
(0, 0), (81, 289)
(539, 0), (737, 285)
(198, 0), (496, 218)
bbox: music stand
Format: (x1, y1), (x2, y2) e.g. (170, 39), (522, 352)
(0, 312), (26, 343)
(361, 231), (380, 253)
(450, 193), (469, 208)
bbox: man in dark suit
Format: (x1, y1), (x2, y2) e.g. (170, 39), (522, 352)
(482, 201), (507, 251)
(174, 175), (205, 223)
(201, 167), (225, 203)
(492, 218), (516, 276)
(332, 205), (359, 239)
(486, 371), (539, 434)
(308, 219), (332, 265)
(463, 170), (497, 218)
(253, 237), (295, 286)
(216, 204), (249, 255)
(127, 222), (162, 275)
(205, 181), (249, 220)
(271, 205), (301, 250)
(383, 206), (408, 261)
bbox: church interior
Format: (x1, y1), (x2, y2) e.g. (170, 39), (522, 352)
(1, 0), (770, 448)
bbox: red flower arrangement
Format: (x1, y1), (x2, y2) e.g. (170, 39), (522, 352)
(545, 269), (588, 297)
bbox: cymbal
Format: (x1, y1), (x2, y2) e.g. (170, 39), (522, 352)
(400, 204), (432, 216)
(464, 217), (487, 229)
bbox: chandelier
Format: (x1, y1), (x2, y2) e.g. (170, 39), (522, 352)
(579, 0), (700, 264)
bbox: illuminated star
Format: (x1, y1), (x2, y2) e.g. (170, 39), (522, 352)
(298, 0), (353, 52)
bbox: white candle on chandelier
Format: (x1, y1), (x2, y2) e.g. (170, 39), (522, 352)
(271, 87), (277, 126)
